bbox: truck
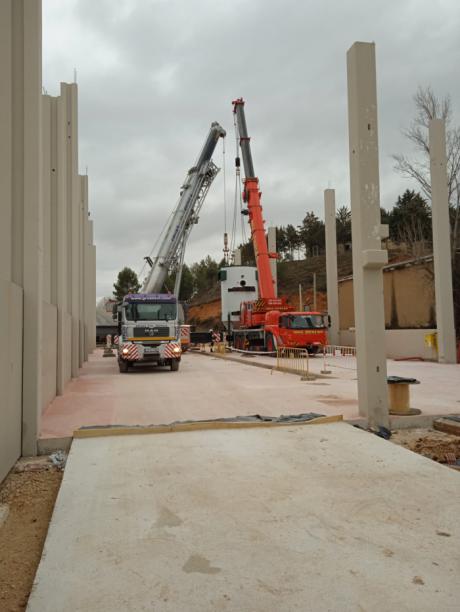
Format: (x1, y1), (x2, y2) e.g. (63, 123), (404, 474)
(117, 293), (181, 372)
(116, 121), (226, 372)
(229, 98), (329, 354)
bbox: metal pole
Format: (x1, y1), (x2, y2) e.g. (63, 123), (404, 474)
(299, 284), (302, 310)
(313, 273), (317, 310)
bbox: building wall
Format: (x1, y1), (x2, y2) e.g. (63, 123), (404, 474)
(42, 301), (58, 413)
(340, 328), (438, 360)
(339, 262), (435, 330)
(0, 281), (23, 482)
(0, 3), (97, 480)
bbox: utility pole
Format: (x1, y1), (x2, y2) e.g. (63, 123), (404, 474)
(313, 273), (317, 311)
(324, 189), (340, 344)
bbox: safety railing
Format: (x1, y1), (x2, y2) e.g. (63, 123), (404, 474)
(323, 345), (357, 357)
(276, 347), (310, 379)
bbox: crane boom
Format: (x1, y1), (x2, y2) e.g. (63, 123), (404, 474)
(232, 99), (276, 299)
(142, 122), (226, 294)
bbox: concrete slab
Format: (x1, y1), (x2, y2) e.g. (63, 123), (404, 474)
(40, 349), (347, 439)
(210, 350), (460, 418)
(28, 423), (459, 611)
(40, 349), (459, 440)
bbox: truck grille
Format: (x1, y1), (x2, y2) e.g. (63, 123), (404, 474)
(133, 326), (170, 338)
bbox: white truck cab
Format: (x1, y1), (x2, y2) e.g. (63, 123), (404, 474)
(116, 293), (181, 372)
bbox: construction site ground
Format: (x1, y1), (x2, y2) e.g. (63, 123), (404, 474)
(40, 349), (460, 442)
(0, 460), (62, 612)
(28, 422), (459, 612)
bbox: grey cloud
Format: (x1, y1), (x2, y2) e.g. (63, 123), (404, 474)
(43, 0), (460, 298)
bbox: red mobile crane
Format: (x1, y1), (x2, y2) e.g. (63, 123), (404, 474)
(231, 98), (329, 354)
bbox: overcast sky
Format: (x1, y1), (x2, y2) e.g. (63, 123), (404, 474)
(42, 0), (460, 299)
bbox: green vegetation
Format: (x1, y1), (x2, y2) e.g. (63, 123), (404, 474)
(113, 267), (141, 301)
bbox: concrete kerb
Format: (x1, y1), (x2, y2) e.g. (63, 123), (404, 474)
(348, 413), (460, 431)
(39, 413), (460, 452)
(72, 414), (344, 439)
(37, 436), (73, 455)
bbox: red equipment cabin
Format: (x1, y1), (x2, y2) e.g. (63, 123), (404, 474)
(231, 98), (328, 354)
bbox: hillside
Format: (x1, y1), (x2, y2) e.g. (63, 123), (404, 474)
(187, 253), (353, 329)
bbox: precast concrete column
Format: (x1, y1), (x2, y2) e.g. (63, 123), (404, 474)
(347, 42), (389, 429)
(61, 83), (81, 378)
(267, 226), (278, 297)
(0, 0), (43, 455)
(429, 119), (457, 363)
(324, 189), (340, 345)
(42, 95), (53, 304)
(89, 220), (97, 352)
(79, 175), (88, 364)
(56, 94), (71, 393)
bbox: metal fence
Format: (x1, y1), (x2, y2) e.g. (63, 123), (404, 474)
(276, 347), (310, 379)
(323, 345), (357, 357)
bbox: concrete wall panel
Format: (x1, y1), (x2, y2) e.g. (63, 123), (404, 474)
(42, 301), (57, 413)
(339, 328), (438, 361)
(0, 281), (23, 482)
(60, 311), (72, 389)
(339, 263), (435, 331)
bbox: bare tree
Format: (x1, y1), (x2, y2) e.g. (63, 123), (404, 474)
(393, 86), (460, 260)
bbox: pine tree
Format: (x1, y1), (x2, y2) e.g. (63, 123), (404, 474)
(113, 267), (141, 301)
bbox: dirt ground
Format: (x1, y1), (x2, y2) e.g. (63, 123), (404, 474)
(0, 458), (63, 612)
(391, 428), (460, 465)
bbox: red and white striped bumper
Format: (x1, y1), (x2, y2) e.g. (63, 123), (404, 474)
(162, 343), (182, 359)
(120, 343), (141, 361)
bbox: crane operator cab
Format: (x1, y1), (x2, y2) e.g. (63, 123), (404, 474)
(115, 293), (182, 373)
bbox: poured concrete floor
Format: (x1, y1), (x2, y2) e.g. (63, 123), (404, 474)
(28, 423), (459, 611)
(40, 349), (460, 440)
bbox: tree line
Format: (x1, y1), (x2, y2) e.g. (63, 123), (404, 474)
(113, 188), (436, 303)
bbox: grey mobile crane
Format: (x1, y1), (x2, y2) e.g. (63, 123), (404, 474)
(115, 122), (226, 373)
(142, 121), (226, 295)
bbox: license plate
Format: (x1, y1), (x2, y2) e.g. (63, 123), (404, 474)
(144, 346), (158, 353)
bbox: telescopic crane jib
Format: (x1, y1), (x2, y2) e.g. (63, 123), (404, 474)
(142, 122), (226, 295)
(232, 98), (277, 300)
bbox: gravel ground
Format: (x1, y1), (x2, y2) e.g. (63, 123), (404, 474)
(0, 458), (63, 611)
(391, 428), (460, 464)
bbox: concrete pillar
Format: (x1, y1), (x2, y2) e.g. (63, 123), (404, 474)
(347, 42), (389, 429)
(267, 227), (278, 297)
(79, 175), (88, 363)
(56, 93), (71, 393)
(42, 96), (53, 305)
(324, 189), (339, 345)
(89, 220), (97, 352)
(61, 83), (80, 378)
(0, 0), (43, 455)
(429, 119), (457, 363)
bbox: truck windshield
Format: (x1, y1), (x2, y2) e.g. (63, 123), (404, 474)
(125, 302), (177, 322)
(289, 315), (325, 329)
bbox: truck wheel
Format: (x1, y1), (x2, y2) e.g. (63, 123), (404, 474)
(170, 359), (180, 372)
(118, 359), (129, 373)
(266, 334), (275, 353)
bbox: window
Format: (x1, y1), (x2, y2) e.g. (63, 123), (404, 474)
(125, 302), (177, 322)
(288, 315), (325, 329)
